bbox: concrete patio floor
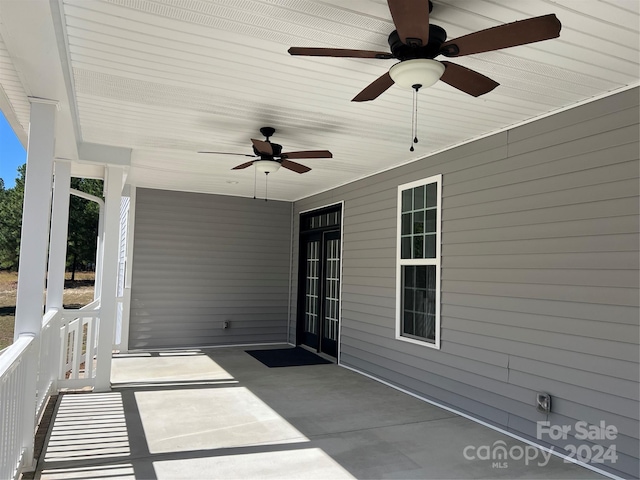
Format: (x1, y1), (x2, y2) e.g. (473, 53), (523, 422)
(34, 346), (603, 479)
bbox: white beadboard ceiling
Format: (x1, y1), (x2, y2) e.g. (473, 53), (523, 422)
(0, 0), (638, 201)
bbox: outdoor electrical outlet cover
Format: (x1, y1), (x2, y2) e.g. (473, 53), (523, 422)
(536, 393), (551, 413)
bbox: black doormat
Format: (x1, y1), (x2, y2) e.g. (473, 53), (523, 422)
(246, 347), (332, 368)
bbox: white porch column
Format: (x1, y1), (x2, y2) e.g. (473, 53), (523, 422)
(94, 165), (124, 391)
(46, 161), (72, 311)
(14, 99), (57, 338)
(13, 98), (57, 472)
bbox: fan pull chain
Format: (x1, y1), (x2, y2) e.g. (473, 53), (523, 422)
(253, 164), (257, 199)
(264, 172), (269, 202)
(410, 84), (420, 152)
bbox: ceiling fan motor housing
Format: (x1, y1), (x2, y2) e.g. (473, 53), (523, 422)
(252, 141), (283, 158)
(388, 25), (447, 60)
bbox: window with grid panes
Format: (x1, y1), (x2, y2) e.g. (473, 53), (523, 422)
(396, 174), (441, 348)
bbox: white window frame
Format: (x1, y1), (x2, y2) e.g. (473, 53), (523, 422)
(395, 174), (442, 349)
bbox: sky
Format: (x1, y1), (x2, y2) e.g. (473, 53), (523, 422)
(0, 111), (26, 188)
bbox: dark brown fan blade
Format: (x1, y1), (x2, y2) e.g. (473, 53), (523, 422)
(198, 151), (254, 157)
(231, 161), (254, 170)
(440, 61), (499, 97)
(352, 72), (395, 102)
(281, 159), (311, 174)
(387, 0), (430, 46)
(281, 150), (332, 159)
(251, 138), (273, 156)
(440, 14), (561, 57)
(288, 47), (393, 59)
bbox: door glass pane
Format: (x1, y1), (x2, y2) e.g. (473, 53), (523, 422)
(305, 241), (320, 335)
(323, 238), (340, 342)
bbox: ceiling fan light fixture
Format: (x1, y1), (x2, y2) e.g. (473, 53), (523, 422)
(254, 160), (281, 173)
(389, 59), (445, 89)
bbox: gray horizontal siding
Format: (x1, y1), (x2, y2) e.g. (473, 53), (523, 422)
(444, 304), (637, 345)
(443, 280), (637, 305)
(444, 198), (638, 231)
(292, 87), (639, 479)
(130, 188), (292, 349)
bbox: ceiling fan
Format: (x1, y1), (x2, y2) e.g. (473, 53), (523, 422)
(288, 0), (562, 101)
(199, 127), (332, 174)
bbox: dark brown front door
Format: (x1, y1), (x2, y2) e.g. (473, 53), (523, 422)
(297, 206), (341, 358)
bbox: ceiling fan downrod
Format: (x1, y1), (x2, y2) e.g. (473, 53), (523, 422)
(253, 163), (257, 200)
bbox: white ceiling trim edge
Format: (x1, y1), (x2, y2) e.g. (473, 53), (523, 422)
(50, 0), (84, 148)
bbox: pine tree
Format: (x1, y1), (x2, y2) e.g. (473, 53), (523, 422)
(67, 177), (103, 280)
(0, 165), (25, 270)
(0, 165), (103, 275)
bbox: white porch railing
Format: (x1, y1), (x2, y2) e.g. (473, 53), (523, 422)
(58, 300), (101, 389)
(0, 301), (102, 480)
(36, 309), (62, 417)
(0, 335), (34, 480)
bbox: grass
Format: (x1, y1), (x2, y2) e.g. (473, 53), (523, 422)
(0, 271), (96, 351)
(0, 271), (17, 350)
